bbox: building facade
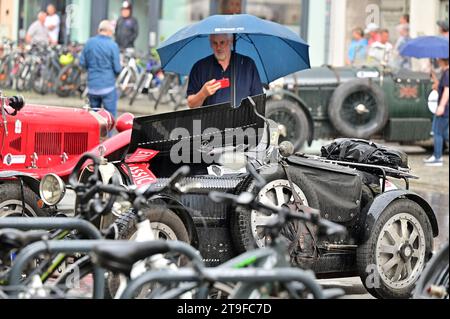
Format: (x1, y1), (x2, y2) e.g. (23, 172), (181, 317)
(3, 0), (448, 67)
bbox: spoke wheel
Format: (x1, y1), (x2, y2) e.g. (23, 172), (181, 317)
(376, 213), (426, 290)
(251, 179), (308, 248)
(357, 199), (433, 299)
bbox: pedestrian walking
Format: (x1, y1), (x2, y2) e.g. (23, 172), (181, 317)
(80, 20), (122, 119)
(45, 4), (60, 45)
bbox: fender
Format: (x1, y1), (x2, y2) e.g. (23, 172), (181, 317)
(150, 194), (199, 249)
(362, 190), (439, 243)
(0, 171), (41, 196)
(266, 89), (314, 146)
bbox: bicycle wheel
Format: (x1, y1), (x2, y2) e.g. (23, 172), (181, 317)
(56, 65), (82, 98)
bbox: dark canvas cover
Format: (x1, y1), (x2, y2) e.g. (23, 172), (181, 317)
(321, 138), (409, 170)
(287, 155), (363, 223)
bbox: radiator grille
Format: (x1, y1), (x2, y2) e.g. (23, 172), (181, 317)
(35, 132), (62, 155)
(64, 133), (89, 155)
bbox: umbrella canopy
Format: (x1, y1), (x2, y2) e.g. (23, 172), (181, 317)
(400, 36), (449, 59)
(156, 14), (310, 84)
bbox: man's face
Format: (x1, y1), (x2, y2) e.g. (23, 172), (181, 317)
(47, 5), (56, 15)
(210, 35), (232, 62)
(38, 12), (47, 24)
(121, 8), (131, 18)
(352, 31), (362, 40)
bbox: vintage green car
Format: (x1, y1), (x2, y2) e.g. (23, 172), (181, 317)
(266, 66), (434, 150)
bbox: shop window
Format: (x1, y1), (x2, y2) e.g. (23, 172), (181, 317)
(219, 0), (243, 14)
(245, 0), (301, 28)
(190, 0), (210, 21)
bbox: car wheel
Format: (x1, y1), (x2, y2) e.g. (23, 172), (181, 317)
(0, 181), (46, 217)
(106, 204), (191, 298)
(266, 99), (310, 151)
(357, 199), (433, 299)
(231, 165), (320, 253)
(328, 79), (388, 139)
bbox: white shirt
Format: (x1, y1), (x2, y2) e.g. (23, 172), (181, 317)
(45, 14), (60, 43)
(367, 41), (393, 65)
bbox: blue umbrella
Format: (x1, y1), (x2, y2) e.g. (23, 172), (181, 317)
(400, 36), (449, 59)
(157, 14), (310, 85)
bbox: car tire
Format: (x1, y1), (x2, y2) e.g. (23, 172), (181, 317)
(328, 79), (388, 139)
(105, 204), (191, 298)
(266, 99), (310, 151)
(0, 181), (46, 217)
(357, 199), (433, 299)
(231, 165), (320, 253)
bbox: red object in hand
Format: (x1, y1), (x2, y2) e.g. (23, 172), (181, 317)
(216, 78), (230, 89)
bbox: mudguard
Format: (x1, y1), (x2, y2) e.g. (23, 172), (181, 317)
(266, 89), (314, 146)
(362, 189), (439, 243)
(0, 171), (41, 195)
(148, 194), (199, 249)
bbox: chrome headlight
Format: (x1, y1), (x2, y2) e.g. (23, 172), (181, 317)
(39, 174), (66, 206)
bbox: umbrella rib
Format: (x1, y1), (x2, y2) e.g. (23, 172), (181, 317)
(279, 37), (309, 67)
(243, 34), (270, 84)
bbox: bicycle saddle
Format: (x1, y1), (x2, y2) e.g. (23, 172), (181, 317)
(91, 241), (172, 276)
(0, 229), (48, 251)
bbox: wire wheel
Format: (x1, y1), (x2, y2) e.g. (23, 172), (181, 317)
(340, 91), (378, 128)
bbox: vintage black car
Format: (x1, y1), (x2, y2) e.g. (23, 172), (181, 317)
(55, 94), (436, 299)
(266, 66), (434, 150)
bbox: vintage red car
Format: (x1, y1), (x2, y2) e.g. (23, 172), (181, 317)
(0, 92), (133, 217)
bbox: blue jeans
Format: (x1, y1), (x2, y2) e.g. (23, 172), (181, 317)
(88, 89), (118, 118)
(433, 116), (449, 159)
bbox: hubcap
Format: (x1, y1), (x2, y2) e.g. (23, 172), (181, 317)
(376, 213), (426, 289)
(355, 103), (370, 114)
(341, 91), (377, 127)
(250, 180), (308, 248)
(151, 222), (178, 241)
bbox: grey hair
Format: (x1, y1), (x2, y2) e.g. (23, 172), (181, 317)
(98, 20), (114, 33)
(209, 34), (233, 40)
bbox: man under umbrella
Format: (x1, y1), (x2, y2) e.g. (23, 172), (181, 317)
(187, 33), (263, 108)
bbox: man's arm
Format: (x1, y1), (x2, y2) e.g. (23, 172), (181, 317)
(112, 43), (122, 75)
(25, 24), (34, 44)
(436, 87), (449, 116)
(79, 44), (87, 69)
(131, 18), (139, 42)
(187, 79), (221, 109)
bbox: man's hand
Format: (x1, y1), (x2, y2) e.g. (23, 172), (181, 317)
(187, 79), (222, 109)
(436, 87), (449, 117)
(201, 79), (222, 98)
(436, 105), (446, 116)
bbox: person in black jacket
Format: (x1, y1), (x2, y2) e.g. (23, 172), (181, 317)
(115, 1), (139, 50)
